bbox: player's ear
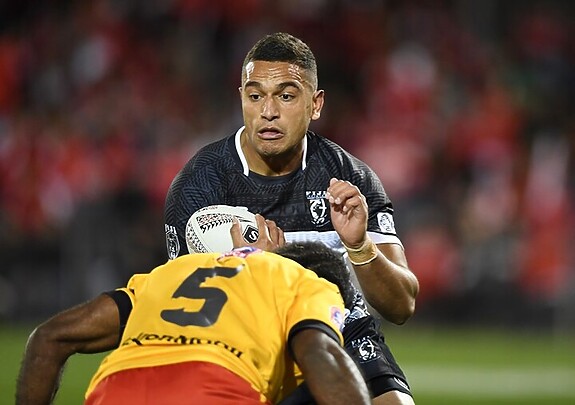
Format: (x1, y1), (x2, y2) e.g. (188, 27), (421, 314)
(311, 90), (324, 120)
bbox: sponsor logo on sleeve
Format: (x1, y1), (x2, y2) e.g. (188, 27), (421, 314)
(330, 306), (345, 331)
(377, 212), (396, 234)
(165, 224), (180, 260)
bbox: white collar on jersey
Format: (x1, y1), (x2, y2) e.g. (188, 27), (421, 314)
(234, 126), (308, 176)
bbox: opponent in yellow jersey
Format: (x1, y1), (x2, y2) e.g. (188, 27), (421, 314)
(17, 242), (371, 405)
(87, 247), (345, 402)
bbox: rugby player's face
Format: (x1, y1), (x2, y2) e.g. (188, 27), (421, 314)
(239, 61), (323, 161)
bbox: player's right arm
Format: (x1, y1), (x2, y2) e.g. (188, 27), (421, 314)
(327, 177), (419, 324)
(230, 214), (285, 251)
(290, 328), (371, 405)
(16, 294), (121, 405)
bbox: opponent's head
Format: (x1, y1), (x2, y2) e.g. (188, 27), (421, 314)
(275, 241), (354, 309)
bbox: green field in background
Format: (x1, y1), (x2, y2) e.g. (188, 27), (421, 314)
(3, 324), (575, 404)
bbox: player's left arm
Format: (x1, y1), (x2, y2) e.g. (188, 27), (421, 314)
(16, 293), (121, 405)
(327, 178), (419, 325)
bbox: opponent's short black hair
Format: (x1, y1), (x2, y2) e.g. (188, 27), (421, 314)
(242, 32), (318, 89)
(275, 241), (354, 308)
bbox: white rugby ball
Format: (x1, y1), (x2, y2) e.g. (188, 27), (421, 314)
(185, 205), (259, 253)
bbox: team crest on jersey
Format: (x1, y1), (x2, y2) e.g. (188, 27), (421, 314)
(377, 212), (396, 234)
(165, 224), (180, 260)
(306, 191), (329, 226)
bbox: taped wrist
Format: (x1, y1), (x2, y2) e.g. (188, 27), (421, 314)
(343, 237), (378, 266)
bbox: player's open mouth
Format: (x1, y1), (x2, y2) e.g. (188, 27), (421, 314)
(258, 128), (283, 140)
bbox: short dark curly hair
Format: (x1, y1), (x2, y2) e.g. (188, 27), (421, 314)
(275, 241), (354, 309)
(242, 32), (318, 89)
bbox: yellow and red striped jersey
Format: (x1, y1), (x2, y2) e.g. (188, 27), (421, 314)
(86, 248), (345, 403)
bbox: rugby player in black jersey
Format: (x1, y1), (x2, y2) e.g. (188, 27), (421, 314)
(164, 32), (419, 404)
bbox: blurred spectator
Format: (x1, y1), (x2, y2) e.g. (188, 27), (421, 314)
(0, 0), (573, 331)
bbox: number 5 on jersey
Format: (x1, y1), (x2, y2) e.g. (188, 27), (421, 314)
(161, 266), (242, 327)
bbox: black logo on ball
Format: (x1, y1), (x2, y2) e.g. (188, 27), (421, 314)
(242, 224), (259, 243)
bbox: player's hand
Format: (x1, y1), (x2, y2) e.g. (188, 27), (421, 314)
(230, 214), (285, 251)
(326, 178), (368, 248)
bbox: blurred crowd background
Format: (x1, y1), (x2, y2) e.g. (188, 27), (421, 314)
(0, 0), (574, 332)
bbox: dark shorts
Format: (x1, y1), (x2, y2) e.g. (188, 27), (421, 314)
(278, 315), (412, 404)
(278, 374), (411, 405)
(343, 315), (412, 398)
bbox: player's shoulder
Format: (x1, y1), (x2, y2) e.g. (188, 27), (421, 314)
(307, 132), (377, 178)
(186, 135), (235, 170)
(168, 134), (239, 190)
(308, 131), (348, 155)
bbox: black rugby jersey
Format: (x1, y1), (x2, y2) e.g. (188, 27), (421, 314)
(164, 127), (402, 260)
(164, 128), (413, 394)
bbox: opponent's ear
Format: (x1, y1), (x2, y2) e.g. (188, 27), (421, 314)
(311, 90), (324, 120)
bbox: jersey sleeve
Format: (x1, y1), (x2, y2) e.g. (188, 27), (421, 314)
(279, 272), (344, 404)
(285, 273), (345, 350)
(102, 273), (148, 342)
(354, 160), (403, 247)
(164, 157), (216, 259)
(319, 137), (402, 247)
(103, 289), (133, 341)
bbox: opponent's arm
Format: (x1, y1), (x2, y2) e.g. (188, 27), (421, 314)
(16, 294), (121, 405)
(290, 328), (371, 405)
(327, 178), (419, 324)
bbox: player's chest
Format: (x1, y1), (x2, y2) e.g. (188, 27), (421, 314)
(224, 173), (334, 231)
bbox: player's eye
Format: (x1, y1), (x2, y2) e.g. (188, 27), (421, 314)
(249, 94), (262, 101)
(279, 93), (295, 101)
